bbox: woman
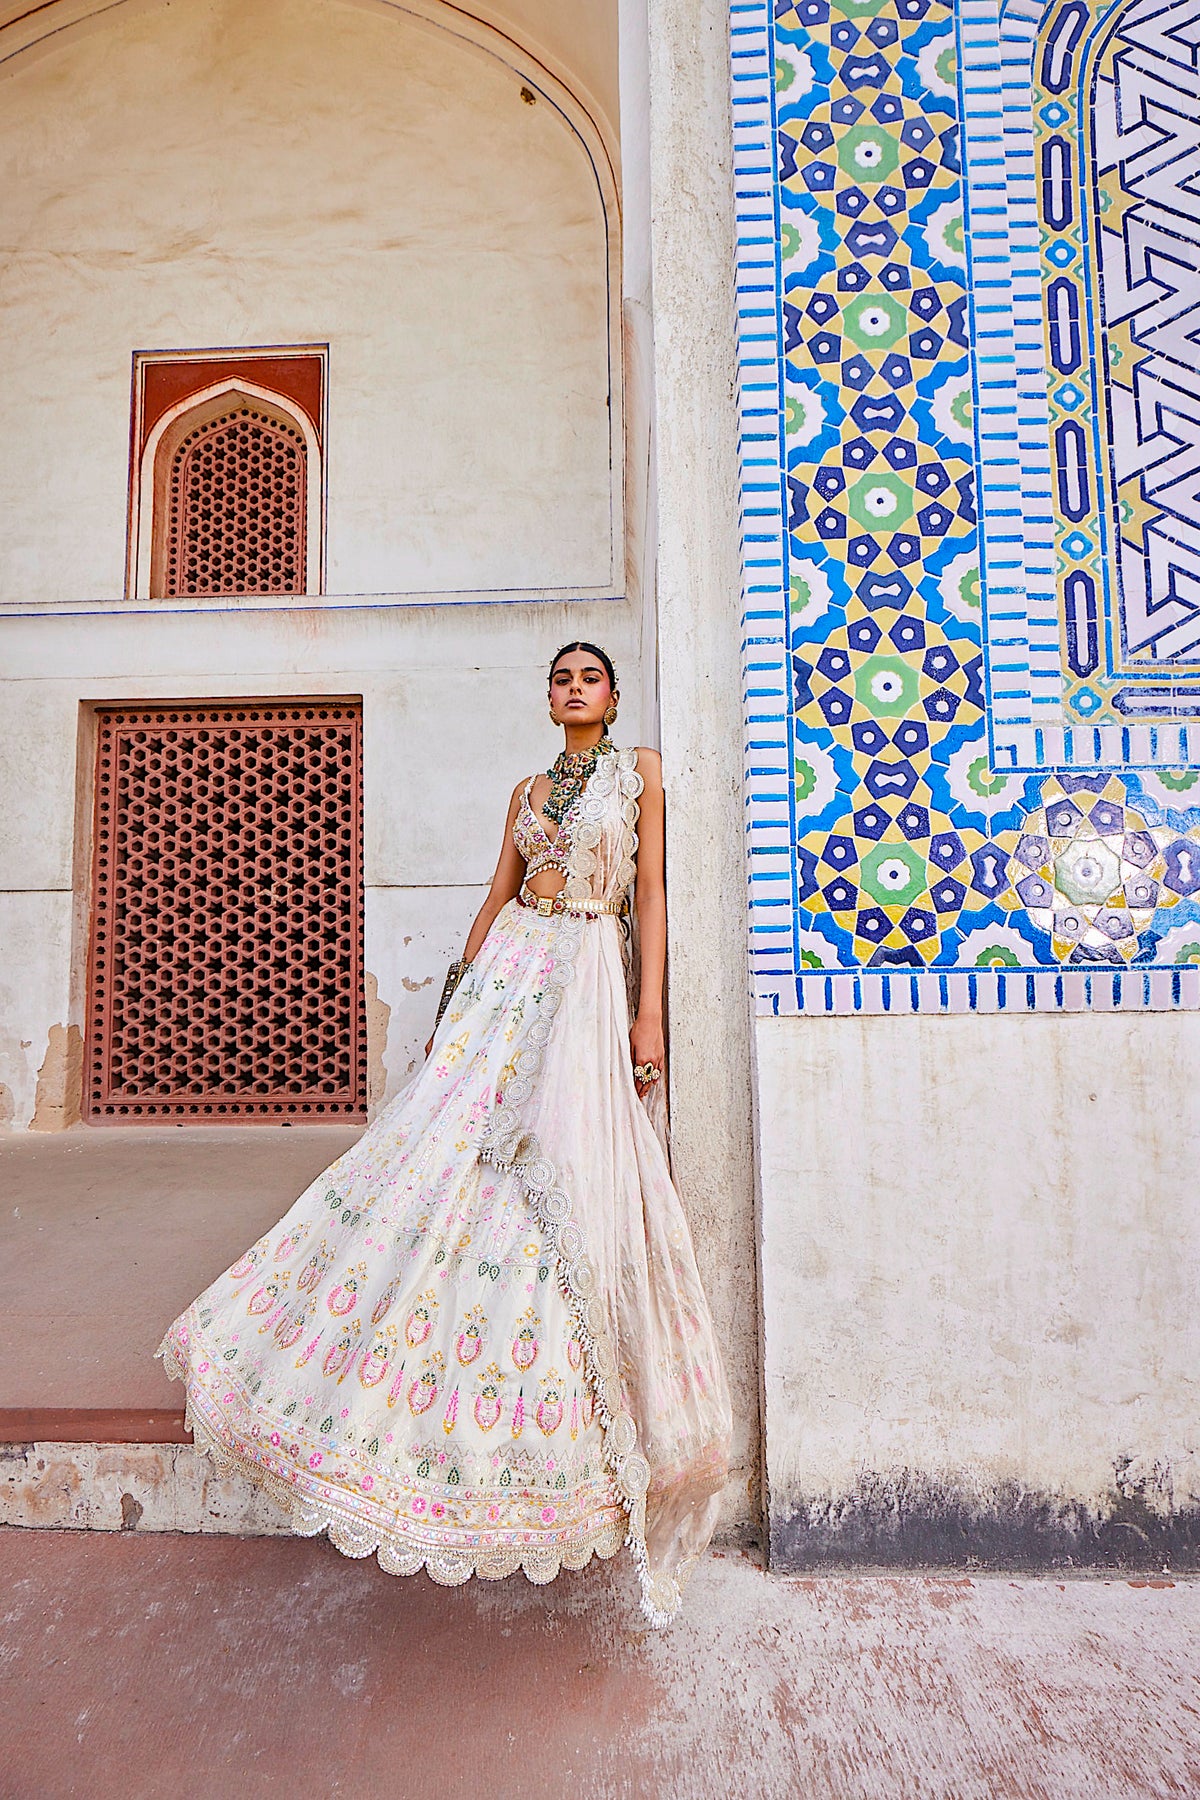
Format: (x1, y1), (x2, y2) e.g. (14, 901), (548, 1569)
(158, 643), (732, 1625)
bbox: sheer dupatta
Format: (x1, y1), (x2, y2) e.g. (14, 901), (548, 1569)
(480, 749), (731, 1623)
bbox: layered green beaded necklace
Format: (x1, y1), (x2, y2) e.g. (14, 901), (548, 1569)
(543, 735), (615, 827)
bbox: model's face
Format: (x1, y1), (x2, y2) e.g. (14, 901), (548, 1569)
(549, 654), (615, 725)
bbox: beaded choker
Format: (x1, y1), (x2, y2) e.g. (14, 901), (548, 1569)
(543, 735), (614, 826)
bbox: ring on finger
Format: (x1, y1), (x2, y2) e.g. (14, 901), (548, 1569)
(634, 1062), (662, 1084)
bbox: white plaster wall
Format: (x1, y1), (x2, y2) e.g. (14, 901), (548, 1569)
(0, 601), (643, 1128)
(365, 886), (484, 1098)
(646, 0), (760, 1537)
(0, 0), (615, 603)
(0, 892), (73, 1125)
(757, 1014), (1200, 1533)
(487, 0), (619, 137)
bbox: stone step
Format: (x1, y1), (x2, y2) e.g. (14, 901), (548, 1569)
(0, 1407), (188, 1443)
(0, 1440), (288, 1536)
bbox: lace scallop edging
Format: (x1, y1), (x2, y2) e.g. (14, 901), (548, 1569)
(155, 1333), (627, 1588)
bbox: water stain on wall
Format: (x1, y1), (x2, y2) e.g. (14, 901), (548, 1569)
(771, 1468), (1200, 1573)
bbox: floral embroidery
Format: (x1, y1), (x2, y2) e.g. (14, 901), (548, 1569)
(473, 1362), (506, 1431)
(536, 1369), (565, 1436)
(326, 1261), (367, 1316)
(321, 1319), (361, 1379)
(358, 1325), (398, 1388)
(407, 1350), (444, 1416)
(454, 1304), (487, 1366)
(297, 1240), (334, 1293)
(404, 1288), (439, 1347)
(512, 1306), (540, 1373)
(157, 747), (729, 1621)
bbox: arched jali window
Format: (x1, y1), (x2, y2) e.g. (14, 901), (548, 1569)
(127, 349), (327, 599)
(159, 399), (307, 597)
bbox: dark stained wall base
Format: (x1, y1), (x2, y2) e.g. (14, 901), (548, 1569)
(770, 1469), (1200, 1574)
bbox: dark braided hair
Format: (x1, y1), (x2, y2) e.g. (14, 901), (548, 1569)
(547, 641), (618, 692)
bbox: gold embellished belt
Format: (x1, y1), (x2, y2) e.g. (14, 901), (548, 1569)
(517, 890), (623, 918)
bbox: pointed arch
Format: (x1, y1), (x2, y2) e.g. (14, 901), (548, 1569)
(133, 376), (325, 598)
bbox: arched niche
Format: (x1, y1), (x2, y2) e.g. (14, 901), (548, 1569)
(138, 381), (324, 599)
(0, 0), (622, 604)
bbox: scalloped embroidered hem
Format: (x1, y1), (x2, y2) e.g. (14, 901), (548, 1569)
(156, 1336), (628, 1590)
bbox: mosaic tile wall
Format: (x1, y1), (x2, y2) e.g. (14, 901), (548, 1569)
(731, 0), (1200, 1014)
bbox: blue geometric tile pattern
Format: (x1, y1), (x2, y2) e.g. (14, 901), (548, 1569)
(729, 0), (1200, 1014)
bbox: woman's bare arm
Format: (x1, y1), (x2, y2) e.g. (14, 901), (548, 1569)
(425, 782), (526, 1056)
(630, 749), (666, 1095)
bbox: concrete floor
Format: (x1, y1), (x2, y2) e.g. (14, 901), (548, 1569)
(0, 1532), (1196, 1800)
(0, 1127), (358, 1414)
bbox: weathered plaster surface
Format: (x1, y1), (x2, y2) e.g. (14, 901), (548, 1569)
(0, 0), (616, 604)
(30, 1024), (82, 1133)
(0, 1442), (289, 1535)
(0, 599), (643, 1130)
(757, 1013), (1200, 1568)
(0, 892), (72, 1129)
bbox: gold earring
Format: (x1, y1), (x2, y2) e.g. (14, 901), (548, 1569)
(604, 703), (618, 727)
(548, 707), (557, 722)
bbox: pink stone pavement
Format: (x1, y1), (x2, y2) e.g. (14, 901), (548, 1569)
(1, 1531), (1197, 1798)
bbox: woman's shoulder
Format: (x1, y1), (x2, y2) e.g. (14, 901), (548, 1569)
(631, 746), (662, 784)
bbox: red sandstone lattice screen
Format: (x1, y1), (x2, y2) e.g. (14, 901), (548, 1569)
(164, 407), (307, 597)
(86, 702), (366, 1122)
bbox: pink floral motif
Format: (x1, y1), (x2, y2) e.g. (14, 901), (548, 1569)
(405, 1288), (439, 1348)
(228, 1238), (269, 1280)
(535, 1369), (565, 1436)
(408, 1352), (444, 1416)
(326, 1260), (367, 1317)
(296, 1240), (334, 1294)
(371, 1275), (402, 1324)
(358, 1325), (397, 1388)
(322, 1322), (361, 1379)
(512, 1307), (540, 1373)
(473, 1361), (505, 1433)
(454, 1303), (486, 1366)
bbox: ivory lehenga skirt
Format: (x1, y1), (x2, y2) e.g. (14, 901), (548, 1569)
(158, 746), (732, 1625)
